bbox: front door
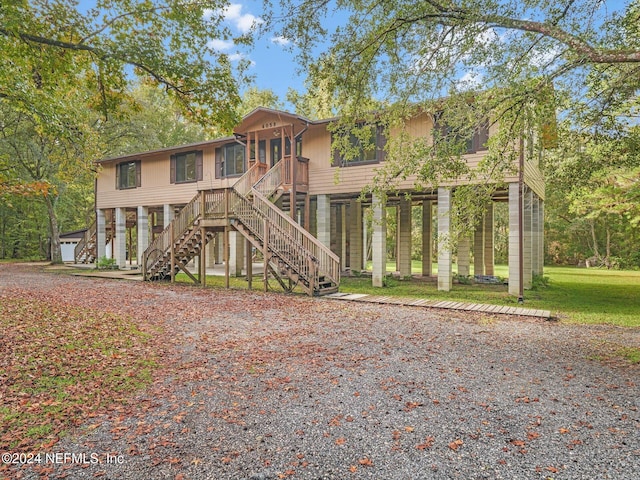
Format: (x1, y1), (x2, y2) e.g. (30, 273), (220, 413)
(270, 138), (281, 167)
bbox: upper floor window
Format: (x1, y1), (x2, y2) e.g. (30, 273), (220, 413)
(215, 143), (246, 178)
(116, 161), (141, 190)
(332, 124), (386, 167)
(170, 151), (203, 184)
(433, 114), (489, 154)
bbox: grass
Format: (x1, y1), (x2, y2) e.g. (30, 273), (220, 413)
(0, 297), (161, 451)
(347, 263), (640, 327)
(177, 263), (640, 327)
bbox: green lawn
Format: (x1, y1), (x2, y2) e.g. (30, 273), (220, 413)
(176, 264), (640, 327)
(341, 263), (640, 327)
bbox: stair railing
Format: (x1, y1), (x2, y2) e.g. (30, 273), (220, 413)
(252, 161), (283, 198)
(250, 189), (340, 287)
(74, 220), (96, 263)
(234, 161), (268, 197)
(143, 191), (203, 279)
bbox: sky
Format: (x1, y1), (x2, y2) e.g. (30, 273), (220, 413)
(72, 0), (334, 108)
(75, 0), (631, 110)
(203, 1), (310, 105)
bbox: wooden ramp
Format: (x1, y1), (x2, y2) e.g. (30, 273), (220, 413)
(325, 293), (552, 319)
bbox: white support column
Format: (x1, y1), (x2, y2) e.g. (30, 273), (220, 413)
(349, 199), (363, 272)
(96, 209), (106, 261)
(363, 209), (369, 268)
(539, 200), (545, 274)
(316, 194), (331, 248)
(114, 207), (127, 268)
(437, 187), (452, 291)
(523, 190), (533, 289)
(473, 220), (484, 277)
(207, 232), (216, 267)
(531, 195), (540, 276)
(398, 198), (412, 278)
(137, 206), (149, 266)
(508, 183), (521, 296)
(229, 231), (245, 277)
(458, 235), (470, 277)
(340, 204), (347, 265)
(422, 200), (433, 276)
(163, 204), (174, 228)
(372, 194), (387, 287)
(484, 203), (495, 276)
(309, 198), (317, 237)
(331, 204), (340, 257)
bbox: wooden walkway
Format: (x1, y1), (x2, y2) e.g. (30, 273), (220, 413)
(325, 292), (552, 319)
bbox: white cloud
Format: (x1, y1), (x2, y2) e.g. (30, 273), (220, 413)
(207, 39), (234, 51)
(271, 36), (291, 47)
(214, 3), (263, 34)
(456, 70), (484, 89)
(228, 53), (244, 62)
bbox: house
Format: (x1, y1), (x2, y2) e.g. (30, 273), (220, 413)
(85, 107), (545, 297)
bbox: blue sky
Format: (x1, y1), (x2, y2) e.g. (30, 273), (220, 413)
(205, 1), (345, 107)
(75, 0), (631, 109)
(203, 1), (308, 104)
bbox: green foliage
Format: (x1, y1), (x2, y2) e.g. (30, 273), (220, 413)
(274, 0), (640, 246)
(240, 87), (283, 116)
(0, 0), (249, 132)
(96, 256), (118, 270)
(531, 274), (550, 290)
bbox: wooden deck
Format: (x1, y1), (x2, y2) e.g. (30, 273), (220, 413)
(325, 293), (552, 319)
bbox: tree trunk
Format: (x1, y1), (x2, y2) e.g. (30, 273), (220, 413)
(44, 193), (63, 264)
(590, 220), (600, 260)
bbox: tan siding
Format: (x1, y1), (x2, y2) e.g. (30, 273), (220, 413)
(96, 109), (545, 207)
(524, 157), (545, 200)
(96, 145), (234, 209)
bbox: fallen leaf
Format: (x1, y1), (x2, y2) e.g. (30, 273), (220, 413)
(448, 439), (464, 450)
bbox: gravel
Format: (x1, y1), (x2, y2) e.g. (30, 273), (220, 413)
(3, 264), (639, 480)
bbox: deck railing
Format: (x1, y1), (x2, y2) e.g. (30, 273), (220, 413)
(250, 189), (340, 287)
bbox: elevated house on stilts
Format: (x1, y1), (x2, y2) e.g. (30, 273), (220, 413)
(78, 107), (546, 297)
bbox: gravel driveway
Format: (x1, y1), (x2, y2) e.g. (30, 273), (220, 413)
(3, 264), (639, 479)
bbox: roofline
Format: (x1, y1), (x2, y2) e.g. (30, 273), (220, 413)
(240, 107), (314, 125)
(95, 136), (236, 164)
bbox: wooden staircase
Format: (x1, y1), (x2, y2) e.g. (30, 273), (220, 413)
(74, 221), (113, 263)
(142, 163), (340, 296)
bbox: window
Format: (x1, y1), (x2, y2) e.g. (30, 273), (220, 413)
(170, 151), (203, 184)
(215, 143), (246, 178)
(116, 161), (141, 189)
(332, 124), (386, 167)
(433, 113), (489, 154)
(250, 140), (266, 163)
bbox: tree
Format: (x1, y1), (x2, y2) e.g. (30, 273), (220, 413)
(271, 0), (640, 246)
(274, 0), (639, 178)
(1, 0), (256, 262)
(240, 87), (283, 115)
(1, 0), (251, 132)
(0, 106), (99, 263)
(102, 83), (211, 157)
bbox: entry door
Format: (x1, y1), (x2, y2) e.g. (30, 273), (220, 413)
(270, 138), (281, 167)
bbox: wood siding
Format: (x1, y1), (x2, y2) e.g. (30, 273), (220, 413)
(96, 109), (545, 208)
(96, 145), (236, 209)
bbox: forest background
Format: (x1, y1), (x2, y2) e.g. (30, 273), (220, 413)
(1, 0), (638, 269)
